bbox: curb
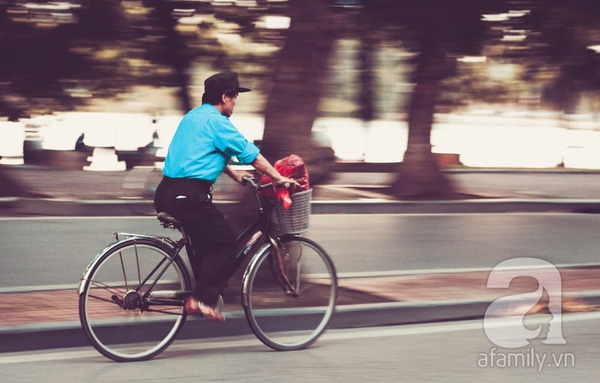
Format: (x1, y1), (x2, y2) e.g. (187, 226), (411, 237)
(1, 293), (599, 354)
(2, 197), (600, 216)
(312, 199), (600, 214)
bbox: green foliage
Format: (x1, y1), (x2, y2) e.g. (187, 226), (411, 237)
(2, 0), (600, 118)
(0, 0), (287, 117)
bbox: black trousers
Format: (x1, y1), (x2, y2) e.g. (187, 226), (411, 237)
(154, 176), (238, 306)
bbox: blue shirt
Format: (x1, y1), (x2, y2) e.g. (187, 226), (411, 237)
(163, 104), (260, 182)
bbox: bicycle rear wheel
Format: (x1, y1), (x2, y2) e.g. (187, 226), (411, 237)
(79, 238), (191, 362)
(242, 236), (338, 351)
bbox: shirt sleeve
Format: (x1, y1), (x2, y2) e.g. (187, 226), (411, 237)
(211, 117), (260, 164)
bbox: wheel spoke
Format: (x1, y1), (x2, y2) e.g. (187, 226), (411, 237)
(243, 237), (337, 351)
(79, 239), (190, 362)
(134, 242), (141, 287)
(88, 280), (127, 297)
(119, 251), (129, 291)
(87, 293), (123, 306)
(144, 307), (185, 316)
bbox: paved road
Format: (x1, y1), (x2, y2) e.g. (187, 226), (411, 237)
(1, 312), (598, 382)
(1, 213), (599, 289)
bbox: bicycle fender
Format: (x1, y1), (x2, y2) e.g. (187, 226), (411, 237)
(239, 234), (303, 307)
(77, 236), (174, 295)
(240, 242), (273, 308)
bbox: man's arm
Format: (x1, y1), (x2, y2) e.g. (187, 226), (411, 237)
(251, 154), (297, 185)
(223, 164), (252, 184)
(224, 154), (297, 186)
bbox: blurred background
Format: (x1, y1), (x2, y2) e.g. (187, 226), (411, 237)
(1, 3), (600, 373)
(1, 0), (600, 200)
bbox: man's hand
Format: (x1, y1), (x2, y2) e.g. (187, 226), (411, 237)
(273, 175), (299, 188)
(234, 170), (255, 185)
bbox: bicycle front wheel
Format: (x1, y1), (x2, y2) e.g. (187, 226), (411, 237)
(79, 238), (191, 362)
(242, 236), (338, 351)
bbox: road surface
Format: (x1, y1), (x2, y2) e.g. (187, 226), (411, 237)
(1, 311), (598, 382)
(1, 212), (599, 289)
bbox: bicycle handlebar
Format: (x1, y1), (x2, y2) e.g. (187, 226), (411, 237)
(243, 176), (291, 190)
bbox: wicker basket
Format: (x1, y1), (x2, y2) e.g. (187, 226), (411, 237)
(269, 189), (312, 234)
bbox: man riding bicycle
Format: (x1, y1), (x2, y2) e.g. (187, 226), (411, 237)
(154, 72), (296, 322)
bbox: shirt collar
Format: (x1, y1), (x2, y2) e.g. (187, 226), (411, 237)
(199, 103), (224, 117)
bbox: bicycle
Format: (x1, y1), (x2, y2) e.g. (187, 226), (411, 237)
(78, 176), (338, 362)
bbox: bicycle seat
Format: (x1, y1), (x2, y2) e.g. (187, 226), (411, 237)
(157, 212), (181, 229)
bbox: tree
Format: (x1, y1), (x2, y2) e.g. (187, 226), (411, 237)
(527, 0), (600, 114)
(0, 1), (105, 117)
(363, 0), (507, 199)
(445, 0), (600, 115)
(259, 0), (339, 171)
(144, 0), (193, 112)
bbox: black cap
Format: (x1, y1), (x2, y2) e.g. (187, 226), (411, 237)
(204, 72), (251, 96)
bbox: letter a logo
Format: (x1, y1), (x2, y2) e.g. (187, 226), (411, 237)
(484, 258), (566, 348)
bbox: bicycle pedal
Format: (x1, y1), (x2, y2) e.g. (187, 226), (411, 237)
(148, 290), (190, 299)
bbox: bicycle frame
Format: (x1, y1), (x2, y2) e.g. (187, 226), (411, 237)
(79, 177), (292, 302)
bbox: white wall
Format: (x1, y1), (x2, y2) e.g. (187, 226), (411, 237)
(3, 111), (600, 169)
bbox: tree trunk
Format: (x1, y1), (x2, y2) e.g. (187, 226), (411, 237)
(260, 0), (336, 167)
(359, 36), (375, 122)
(392, 45), (457, 199)
(150, 0), (192, 113)
(0, 167), (38, 198)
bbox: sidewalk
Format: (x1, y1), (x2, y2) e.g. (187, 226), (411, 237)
(2, 165), (600, 216)
(1, 266), (599, 353)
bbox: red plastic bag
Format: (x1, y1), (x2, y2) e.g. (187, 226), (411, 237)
(260, 154), (310, 209)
